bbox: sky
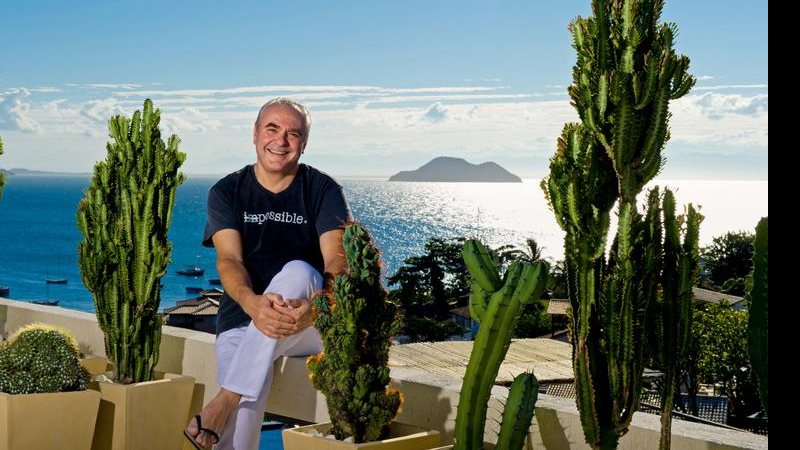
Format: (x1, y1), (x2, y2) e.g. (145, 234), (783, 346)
(0, 0), (768, 179)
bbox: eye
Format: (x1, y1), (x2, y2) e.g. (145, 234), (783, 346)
(289, 132), (301, 139)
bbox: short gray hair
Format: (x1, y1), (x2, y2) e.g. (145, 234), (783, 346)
(255, 98), (312, 142)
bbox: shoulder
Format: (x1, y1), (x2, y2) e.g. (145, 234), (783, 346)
(211, 165), (252, 194)
(301, 164), (342, 189)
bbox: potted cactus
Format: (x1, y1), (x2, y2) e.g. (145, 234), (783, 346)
(76, 99), (194, 450)
(282, 222), (440, 450)
(0, 323), (101, 450)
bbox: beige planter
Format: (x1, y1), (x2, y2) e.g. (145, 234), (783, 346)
(283, 422), (441, 450)
(90, 372), (194, 450)
(80, 356), (110, 377)
(0, 390), (101, 450)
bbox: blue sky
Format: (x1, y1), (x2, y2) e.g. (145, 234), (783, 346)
(0, 0), (768, 178)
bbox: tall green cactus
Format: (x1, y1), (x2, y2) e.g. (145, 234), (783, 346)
(747, 217), (767, 414)
(649, 190), (702, 450)
(0, 323), (91, 394)
(307, 222), (403, 443)
(541, 1), (695, 448)
(454, 239), (548, 450)
(77, 99), (185, 384)
(0, 135), (6, 199)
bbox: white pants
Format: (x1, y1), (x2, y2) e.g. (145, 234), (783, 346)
(215, 260), (324, 449)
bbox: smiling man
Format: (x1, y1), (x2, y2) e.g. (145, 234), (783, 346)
(184, 98), (351, 449)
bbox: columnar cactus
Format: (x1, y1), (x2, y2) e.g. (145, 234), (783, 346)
(77, 99), (185, 384)
(0, 323), (90, 394)
(649, 189), (702, 450)
(0, 135), (6, 199)
(496, 372), (540, 450)
(541, 1), (695, 448)
(454, 239), (548, 450)
(307, 222), (403, 443)
(747, 217), (768, 414)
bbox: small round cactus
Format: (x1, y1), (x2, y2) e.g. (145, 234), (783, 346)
(0, 323), (90, 394)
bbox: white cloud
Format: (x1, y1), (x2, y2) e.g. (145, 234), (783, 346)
(80, 98), (128, 124)
(0, 88), (41, 132)
(697, 75), (715, 81)
(86, 83), (143, 89)
(669, 92), (768, 148)
(419, 102), (448, 123)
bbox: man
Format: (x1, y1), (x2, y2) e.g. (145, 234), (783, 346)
(184, 98), (350, 449)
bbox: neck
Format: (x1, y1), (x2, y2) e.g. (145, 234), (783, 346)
(253, 163), (299, 193)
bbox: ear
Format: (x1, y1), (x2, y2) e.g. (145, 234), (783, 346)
(252, 122), (258, 145)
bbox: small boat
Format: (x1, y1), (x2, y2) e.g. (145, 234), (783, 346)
(185, 286), (205, 294)
(208, 278), (222, 286)
(46, 277), (68, 284)
(31, 299), (59, 306)
(0, 285), (9, 297)
(176, 266), (205, 277)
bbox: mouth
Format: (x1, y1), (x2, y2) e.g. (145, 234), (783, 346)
(264, 146), (290, 156)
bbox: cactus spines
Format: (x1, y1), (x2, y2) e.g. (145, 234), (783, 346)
(77, 98), (185, 384)
(747, 217), (768, 414)
(0, 323), (90, 394)
(307, 222), (403, 443)
(542, 1), (695, 448)
(496, 372), (539, 450)
(454, 239), (548, 450)
(650, 189), (703, 450)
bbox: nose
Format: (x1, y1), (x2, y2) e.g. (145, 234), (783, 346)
(275, 131), (289, 147)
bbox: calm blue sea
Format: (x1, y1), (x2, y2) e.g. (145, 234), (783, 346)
(0, 175), (768, 313)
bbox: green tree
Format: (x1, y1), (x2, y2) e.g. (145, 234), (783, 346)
(701, 231), (754, 294)
(690, 302), (761, 420)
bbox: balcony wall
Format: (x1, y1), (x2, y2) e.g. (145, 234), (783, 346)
(1, 298), (767, 449)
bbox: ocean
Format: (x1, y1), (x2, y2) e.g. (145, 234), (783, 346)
(0, 174), (768, 313)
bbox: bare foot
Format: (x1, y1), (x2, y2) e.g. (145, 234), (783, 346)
(185, 389), (241, 448)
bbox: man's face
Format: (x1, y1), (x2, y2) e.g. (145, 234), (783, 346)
(252, 104), (307, 175)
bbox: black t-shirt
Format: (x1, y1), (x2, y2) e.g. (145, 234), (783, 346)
(203, 163), (351, 334)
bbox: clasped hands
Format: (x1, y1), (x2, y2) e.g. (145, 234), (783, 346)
(245, 291), (320, 339)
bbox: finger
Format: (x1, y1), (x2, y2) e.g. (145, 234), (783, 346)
(265, 293), (285, 306)
(285, 299), (306, 308)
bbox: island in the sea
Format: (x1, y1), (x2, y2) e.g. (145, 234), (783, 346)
(388, 156), (522, 182)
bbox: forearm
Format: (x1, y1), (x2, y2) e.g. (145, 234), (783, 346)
(217, 257), (258, 316)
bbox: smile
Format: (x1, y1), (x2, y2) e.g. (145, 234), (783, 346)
(265, 146), (290, 156)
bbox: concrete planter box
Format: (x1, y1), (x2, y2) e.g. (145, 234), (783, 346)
(0, 390), (101, 450)
(90, 372), (194, 450)
(283, 422), (441, 450)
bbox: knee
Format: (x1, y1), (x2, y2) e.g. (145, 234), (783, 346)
(279, 260), (323, 290)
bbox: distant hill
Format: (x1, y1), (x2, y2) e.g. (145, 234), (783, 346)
(2, 168), (89, 177)
(388, 157), (521, 182)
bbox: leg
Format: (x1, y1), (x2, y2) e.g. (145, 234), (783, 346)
(200, 260), (323, 449)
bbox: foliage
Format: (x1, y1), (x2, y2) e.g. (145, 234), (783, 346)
(540, 0), (695, 447)
(647, 192), (702, 450)
(401, 316), (466, 342)
(454, 239), (548, 450)
(701, 231), (754, 293)
(746, 217), (767, 414)
(77, 99), (186, 384)
(691, 302), (761, 419)
(0, 323), (90, 394)
(308, 223), (403, 443)
(513, 302), (553, 338)
(388, 237), (467, 319)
